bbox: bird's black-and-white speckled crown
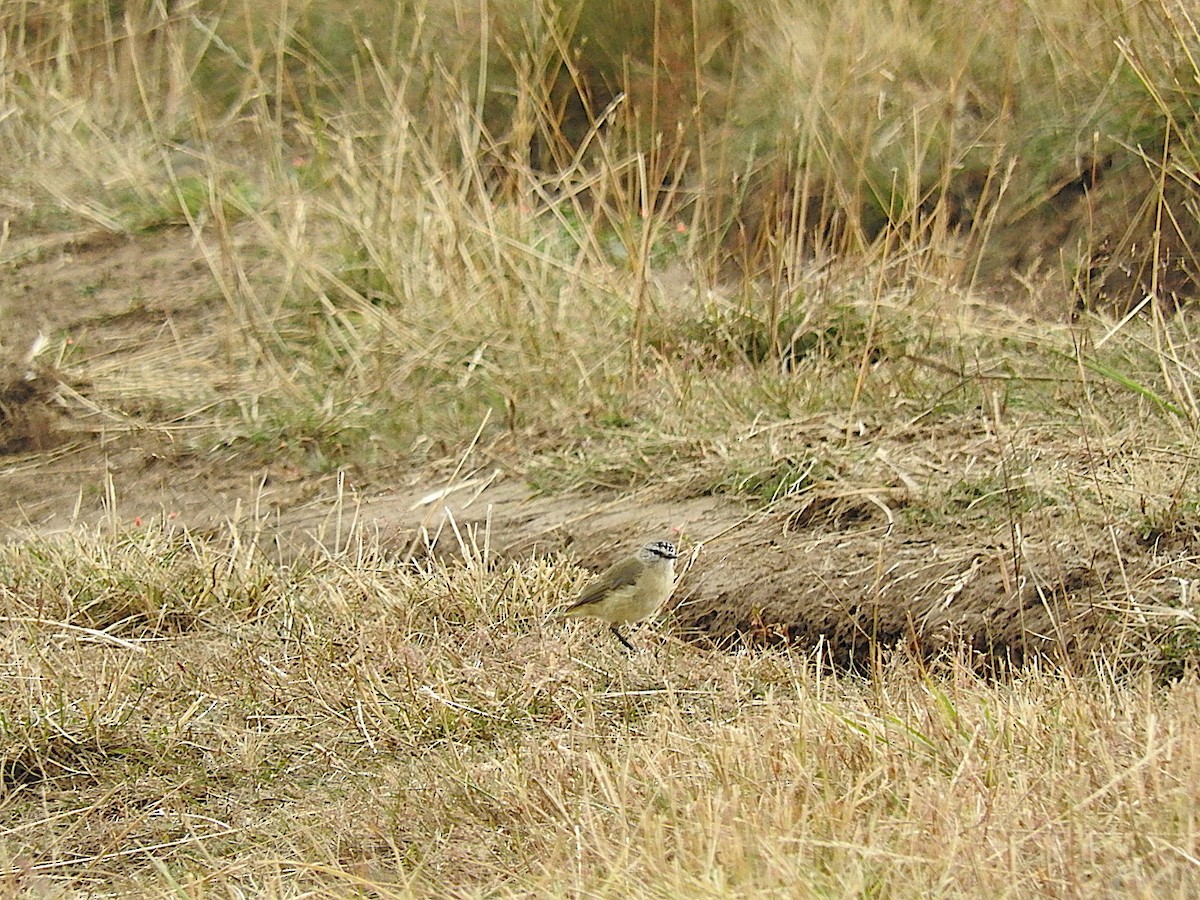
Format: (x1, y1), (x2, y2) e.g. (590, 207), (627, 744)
(640, 540), (678, 562)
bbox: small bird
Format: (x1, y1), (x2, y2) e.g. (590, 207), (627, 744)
(562, 540), (679, 651)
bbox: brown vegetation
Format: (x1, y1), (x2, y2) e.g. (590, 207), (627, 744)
(3, 0), (1200, 893)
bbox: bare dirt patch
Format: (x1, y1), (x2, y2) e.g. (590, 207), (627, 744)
(0, 223), (309, 528)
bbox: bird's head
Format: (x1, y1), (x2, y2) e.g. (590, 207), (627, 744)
(638, 540), (679, 565)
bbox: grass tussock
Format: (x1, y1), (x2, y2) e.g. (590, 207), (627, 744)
(0, 522), (1199, 895)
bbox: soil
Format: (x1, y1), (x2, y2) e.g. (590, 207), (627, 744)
(0, 221), (1193, 674)
(342, 476), (1174, 674)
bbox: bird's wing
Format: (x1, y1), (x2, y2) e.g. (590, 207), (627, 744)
(566, 558), (642, 610)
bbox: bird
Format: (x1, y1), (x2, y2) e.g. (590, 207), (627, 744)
(561, 540), (679, 651)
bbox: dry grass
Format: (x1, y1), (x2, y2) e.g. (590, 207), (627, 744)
(2, 0), (1200, 894)
(1, 521), (1199, 896)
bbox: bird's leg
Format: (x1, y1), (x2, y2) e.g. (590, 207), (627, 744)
(609, 624), (637, 653)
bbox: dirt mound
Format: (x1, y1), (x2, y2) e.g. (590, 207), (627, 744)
(321, 476), (1193, 674)
(674, 522), (1117, 670)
